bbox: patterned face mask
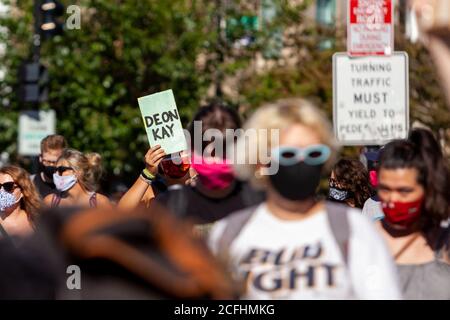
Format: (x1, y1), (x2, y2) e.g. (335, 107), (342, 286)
(328, 187), (351, 202)
(0, 189), (20, 211)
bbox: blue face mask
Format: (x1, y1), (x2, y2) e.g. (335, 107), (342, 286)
(53, 173), (77, 192)
(0, 190), (20, 211)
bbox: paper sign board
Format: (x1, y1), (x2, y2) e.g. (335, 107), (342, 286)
(18, 110), (56, 156)
(333, 52), (409, 145)
(138, 89), (187, 155)
(348, 0), (394, 56)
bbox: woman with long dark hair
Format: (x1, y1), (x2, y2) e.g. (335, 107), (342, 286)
(328, 158), (373, 209)
(376, 128), (450, 299)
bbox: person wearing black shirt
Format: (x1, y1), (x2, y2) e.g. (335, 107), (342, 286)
(31, 134), (67, 199)
(118, 103), (265, 234)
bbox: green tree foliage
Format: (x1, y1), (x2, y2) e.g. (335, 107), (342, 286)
(0, 0), (218, 188)
(1, 0), (449, 191)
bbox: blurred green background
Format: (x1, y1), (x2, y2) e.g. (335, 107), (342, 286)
(0, 0), (449, 193)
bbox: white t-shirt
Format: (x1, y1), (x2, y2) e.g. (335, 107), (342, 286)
(209, 203), (401, 300)
(362, 198), (385, 221)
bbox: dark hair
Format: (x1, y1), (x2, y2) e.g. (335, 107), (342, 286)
(332, 158), (372, 208)
(379, 128), (450, 235)
(188, 103), (242, 157)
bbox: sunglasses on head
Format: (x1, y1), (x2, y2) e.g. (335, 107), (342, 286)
(0, 182), (18, 193)
(55, 166), (74, 175)
(271, 144), (331, 166)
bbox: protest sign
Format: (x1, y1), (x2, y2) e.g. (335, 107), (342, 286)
(333, 52), (409, 145)
(348, 0), (394, 56)
(138, 89), (187, 155)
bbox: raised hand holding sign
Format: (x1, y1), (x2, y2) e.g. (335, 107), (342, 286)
(138, 89), (187, 155)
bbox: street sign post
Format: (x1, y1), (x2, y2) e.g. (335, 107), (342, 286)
(18, 110), (56, 156)
(333, 52), (409, 146)
(347, 0), (394, 56)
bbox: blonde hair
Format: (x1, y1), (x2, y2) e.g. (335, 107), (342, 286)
(0, 166), (41, 223)
(233, 98), (339, 188)
(59, 149), (103, 192)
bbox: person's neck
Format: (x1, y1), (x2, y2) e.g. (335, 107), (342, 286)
(62, 183), (86, 201)
(1, 203), (21, 220)
(266, 192), (322, 221)
(381, 219), (421, 238)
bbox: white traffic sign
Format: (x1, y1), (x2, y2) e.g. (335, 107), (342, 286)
(18, 110), (56, 156)
(333, 52), (409, 145)
(348, 0), (394, 56)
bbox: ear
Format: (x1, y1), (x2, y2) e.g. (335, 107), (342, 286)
(14, 188), (23, 202)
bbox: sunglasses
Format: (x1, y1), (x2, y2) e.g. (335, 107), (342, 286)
(0, 182), (18, 193)
(55, 166), (74, 175)
(271, 144), (331, 166)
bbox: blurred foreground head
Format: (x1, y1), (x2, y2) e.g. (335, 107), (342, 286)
(1, 204), (238, 299)
(233, 98), (338, 201)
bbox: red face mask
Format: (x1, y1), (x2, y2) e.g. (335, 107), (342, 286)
(381, 198), (424, 228)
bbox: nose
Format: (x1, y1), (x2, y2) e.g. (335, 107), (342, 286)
(384, 191), (401, 203)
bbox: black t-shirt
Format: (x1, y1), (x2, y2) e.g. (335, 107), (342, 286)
(154, 181), (265, 225)
(32, 173), (56, 199)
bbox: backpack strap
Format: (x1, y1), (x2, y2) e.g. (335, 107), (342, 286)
(217, 205), (258, 259)
(166, 185), (187, 218)
(434, 226), (450, 260)
(51, 193), (62, 208)
(0, 222), (14, 246)
(325, 201), (351, 266)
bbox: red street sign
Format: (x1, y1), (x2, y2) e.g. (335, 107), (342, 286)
(347, 0), (394, 56)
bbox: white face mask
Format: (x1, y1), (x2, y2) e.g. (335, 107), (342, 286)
(0, 190), (21, 212)
(53, 173), (77, 192)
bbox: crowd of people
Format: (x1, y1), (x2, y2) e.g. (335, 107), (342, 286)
(0, 98), (449, 300)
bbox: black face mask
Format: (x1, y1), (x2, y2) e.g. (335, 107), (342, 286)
(39, 162), (56, 181)
(328, 187), (353, 202)
(269, 161), (322, 201)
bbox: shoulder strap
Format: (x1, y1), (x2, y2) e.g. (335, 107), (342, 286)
(51, 193), (61, 208)
(0, 223), (10, 240)
(217, 205), (258, 258)
(434, 226), (450, 260)
(167, 186), (188, 218)
(0, 222), (16, 247)
(89, 192), (97, 208)
(325, 201), (351, 266)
